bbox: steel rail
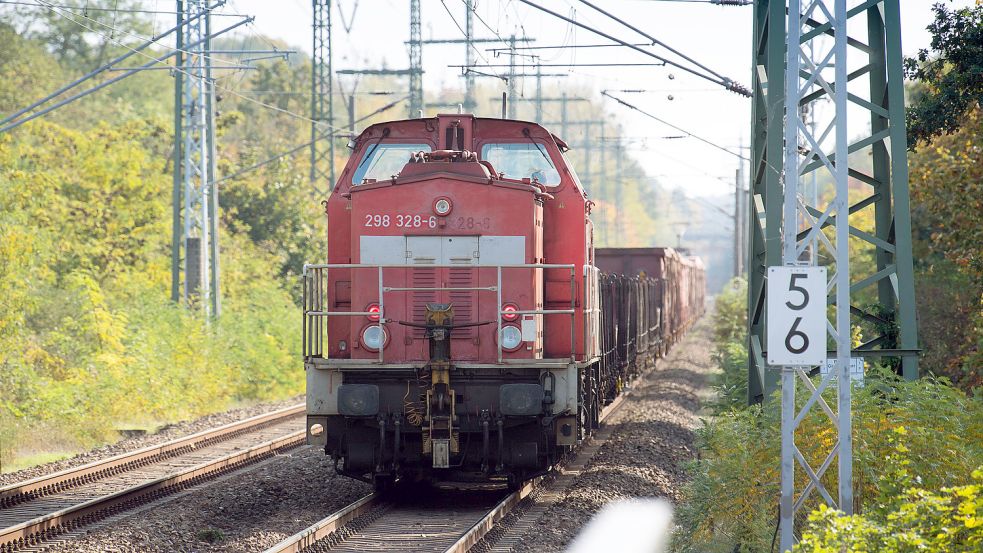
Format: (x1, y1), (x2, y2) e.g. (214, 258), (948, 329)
(262, 493), (382, 553)
(1, 429), (306, 551)
(0, 403), (305, 509)
(262, 381), (634, 553)
(444, 389), (631, 553)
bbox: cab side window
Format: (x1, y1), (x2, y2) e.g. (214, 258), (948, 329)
(480, 143), (561, 185)
(352, 143), (431, 185)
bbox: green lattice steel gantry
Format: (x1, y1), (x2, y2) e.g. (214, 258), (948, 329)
(311, 0), (335, 194)
(747, 0), (919, 405)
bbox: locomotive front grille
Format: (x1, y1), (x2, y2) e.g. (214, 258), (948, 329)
(448, 267), (475, 338)
(411, 268), (437, 339)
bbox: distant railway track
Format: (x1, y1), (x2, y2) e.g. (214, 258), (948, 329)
(264, 393), (630, 553)
(0, 403), (306, 552)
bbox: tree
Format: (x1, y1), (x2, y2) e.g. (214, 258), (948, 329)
(904, 1), (983, 148)
(10, 0), (152, 71)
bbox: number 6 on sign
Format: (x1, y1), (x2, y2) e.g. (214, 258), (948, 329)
(767, 266), (827, 366)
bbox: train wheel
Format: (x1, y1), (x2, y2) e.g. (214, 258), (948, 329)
(507, 473), (521, 492)
(373, 474), (395, 493)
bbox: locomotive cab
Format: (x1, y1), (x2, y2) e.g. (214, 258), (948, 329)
(304, 114), (603, 489)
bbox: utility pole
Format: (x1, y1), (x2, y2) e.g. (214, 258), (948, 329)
(176, 0), (218, 316)
(311, 0), (334, 194)
(428, 3), (532, 114)
(170, 3), (258, 312)
(534, 63), (543, 123)
(205, 7), (220, 317)
(542, 117), (603, 189)
(507, 34), (517, 119)
(171, 1), (184, 304)
(733, 167), (741, 278)
(598, 124), (606, 244)
(583, 119), (592, 193)
(408, 0), (423, 117)
(738, 137), (746, 277)
(340, 82), (357, 134)
(560, 92), (568, 139)
(464, 0), (475, 110)
(613, 129), (623, 243)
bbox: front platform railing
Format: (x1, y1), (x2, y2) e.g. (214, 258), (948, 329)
(302, 263), (578, 365)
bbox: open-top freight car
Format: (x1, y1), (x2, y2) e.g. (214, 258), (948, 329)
(596, 247), (707, 355)
(302, 114), (705, 490)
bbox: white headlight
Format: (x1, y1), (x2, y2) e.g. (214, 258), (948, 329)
(361, 325), (387, 351)
(499, 325), (522, 350)
(434, 198), (452, 216)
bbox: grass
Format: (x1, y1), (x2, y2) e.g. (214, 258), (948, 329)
(0, 451), (76, 474)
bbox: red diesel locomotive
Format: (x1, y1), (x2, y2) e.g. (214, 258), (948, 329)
(302, 114), (704, 489)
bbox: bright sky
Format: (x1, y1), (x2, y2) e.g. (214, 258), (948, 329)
(218, 0), (967, 199)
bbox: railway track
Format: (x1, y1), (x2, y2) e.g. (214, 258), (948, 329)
(264, 393), (630, 553)
(0, 404), (306, 552)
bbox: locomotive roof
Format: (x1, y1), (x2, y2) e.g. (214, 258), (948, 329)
(353, 116), (571, 152)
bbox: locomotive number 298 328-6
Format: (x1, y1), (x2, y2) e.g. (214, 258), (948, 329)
(364, 214), (438, 228)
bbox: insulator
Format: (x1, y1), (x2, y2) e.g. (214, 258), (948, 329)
(725, 80), (753, 97)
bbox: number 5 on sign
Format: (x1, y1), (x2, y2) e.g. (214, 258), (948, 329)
(767, 266), (827, 366)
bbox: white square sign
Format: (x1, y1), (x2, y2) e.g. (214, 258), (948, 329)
(767, 266), (827, 366)
(820, 357), (866, 387)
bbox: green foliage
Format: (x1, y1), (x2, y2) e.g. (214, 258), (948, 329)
(910, 107), (983, 281)
(673, 287), (983, 552)
(709, 278), (749, 412)
(913, 259), (982, 391)
(907, 105), (983, 390)
(0, 23), (65, 114)
(674, 373), (983, 553)
(0, 19), (321, 469)
(795, 432), (982, 553)
(0, 119), (302, 466)
(904, 1), (983, 148)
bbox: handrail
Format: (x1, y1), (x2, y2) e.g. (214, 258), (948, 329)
(303, 262), (578, 364)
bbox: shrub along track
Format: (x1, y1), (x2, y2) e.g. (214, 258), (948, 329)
(0, 404), (306, 552)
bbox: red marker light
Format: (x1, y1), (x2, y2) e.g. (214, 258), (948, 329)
(366, 303), (381, 321)
(501, 303), (519, 321)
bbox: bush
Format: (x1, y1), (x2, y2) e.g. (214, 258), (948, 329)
(709, 278), (749, 412)
(0, 120), (303, 466)
(673, 275), (982, 553)
(674, 369), (983, 553)
(795, 431), (982, 553)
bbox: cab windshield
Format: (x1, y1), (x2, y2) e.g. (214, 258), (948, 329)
(352, 143), (430, 185)
(481, 142), (561, 185)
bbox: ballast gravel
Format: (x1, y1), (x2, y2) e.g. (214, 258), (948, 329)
(40, 446), (372, 553)
(0, 396), (303, 487)
(484, 305), (718, 553)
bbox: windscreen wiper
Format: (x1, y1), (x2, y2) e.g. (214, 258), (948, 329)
(355, 127), (392, 173)
(523, 128), (555, 170)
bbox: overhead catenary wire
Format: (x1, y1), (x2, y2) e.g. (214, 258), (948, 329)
(485, 41), (652, 51)
(438, 0), (507, 80)
(0, 6), (254, 132)
(602, 91), (749, 161)
(32, 0), (247, 67)
(576, 0), (731, 83)
(517, 0), (751, 97)
(2, 1), (340, 132)
(454, 62), (666, 68)
(213, 95), (410, 186)
(0, 3), (216, 126)
(0, 0), (236, 15)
